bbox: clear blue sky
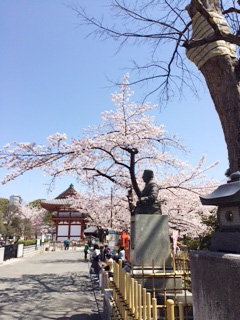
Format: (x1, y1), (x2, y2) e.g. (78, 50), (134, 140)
(0, 0), (228, 203)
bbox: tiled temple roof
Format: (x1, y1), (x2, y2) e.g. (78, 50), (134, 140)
(41, 199), (73, 206)
(40, 184), (80, 211)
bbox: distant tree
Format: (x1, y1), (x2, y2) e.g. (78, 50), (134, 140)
(0, 198), (9, 236)
(18, 204), (51, 238)
(29, 199), (45, 209)
(10, 215), (32, 240)
(0, 198), (9, 211)
(28, 199), (55, 231)
(0, 198), (49, 239)
(183, 210), (219, 250)
(1, 204), (22, 239)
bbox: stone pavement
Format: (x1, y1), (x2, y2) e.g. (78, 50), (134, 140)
(0, 247), (104, 320)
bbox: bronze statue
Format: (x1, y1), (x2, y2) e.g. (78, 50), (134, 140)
(133, 170), (161, 215)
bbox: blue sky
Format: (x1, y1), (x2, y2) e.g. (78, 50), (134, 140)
(0, 0), (228, 203)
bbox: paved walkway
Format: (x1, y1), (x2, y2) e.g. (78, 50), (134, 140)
(0, 247), (104, 320)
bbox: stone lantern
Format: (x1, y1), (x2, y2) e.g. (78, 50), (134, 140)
(200, 171), (240, 253)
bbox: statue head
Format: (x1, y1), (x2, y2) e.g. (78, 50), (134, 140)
(142, 170), (154, 183)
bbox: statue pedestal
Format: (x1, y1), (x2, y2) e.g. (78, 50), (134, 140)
(130, 214), (171, 268)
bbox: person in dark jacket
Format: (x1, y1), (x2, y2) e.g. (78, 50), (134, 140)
(91, 244), (101, 278)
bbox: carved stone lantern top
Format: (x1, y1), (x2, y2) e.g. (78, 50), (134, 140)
(200, 171), (240, 206)
(200, 172), (240, 253)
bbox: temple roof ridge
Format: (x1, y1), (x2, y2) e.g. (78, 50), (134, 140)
(40, 184), (81, 211)
(56, 183), (78, 199)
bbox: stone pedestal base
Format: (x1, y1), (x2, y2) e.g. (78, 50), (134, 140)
(130, 214), (171, 268)
(190, 251), (240, 320)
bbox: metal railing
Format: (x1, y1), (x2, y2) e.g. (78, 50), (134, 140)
(102, 251), (193, 320)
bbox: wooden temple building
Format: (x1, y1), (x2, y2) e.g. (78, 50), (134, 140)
(41, 184), (88, 242)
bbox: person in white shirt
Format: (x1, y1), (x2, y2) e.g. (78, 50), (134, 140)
(118, 246), (126, 262)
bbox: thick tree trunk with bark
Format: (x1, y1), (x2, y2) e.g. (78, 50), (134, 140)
(187, 0), (240, 175)
(201, 55), (240, 174)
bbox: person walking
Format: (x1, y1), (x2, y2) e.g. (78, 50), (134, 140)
(84, 242), (89, 261)
(91, 244), (101, 280)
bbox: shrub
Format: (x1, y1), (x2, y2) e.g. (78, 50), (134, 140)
(18, 239), (37, 246)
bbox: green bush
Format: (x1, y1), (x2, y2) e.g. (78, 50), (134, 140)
(17, 238), (49, 246)
(182, 212), (219, 251)
(182, 237), (201, 250)
(18, 239), (37, 246)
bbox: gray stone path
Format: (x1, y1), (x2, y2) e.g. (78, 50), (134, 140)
(0, 247), (103, 320)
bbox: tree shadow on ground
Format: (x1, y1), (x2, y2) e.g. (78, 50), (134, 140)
(31, 258), (87, 264)
(0, 272), (103, 319)
(56, 313), (102, 320)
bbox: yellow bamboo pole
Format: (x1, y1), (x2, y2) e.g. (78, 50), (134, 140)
(138, 283), (142, 320)
(167, 299), (175, 320)
(152, 298), (157, 320)
(129, 274), (133, 320)
(146, 292), (151, 320)
(131, 271), (189, 277)
(124, 273), (128, 320)
(114, 261), (119, 287)
(121, 269), (125, 320)
(142, 288), (147, 320)
(113, 262), (118, 309)
(124, 272), (127, 300)
(134, 280), (139, 319)
(131, 278), (135, 315)
(126, 273), (131, 315)
(119, 262), (123, 296)
(178, 302), (184, 320)
(115, 262), (120, 317)
(119, 271), (123, 318)
(121, 267), (126, 319)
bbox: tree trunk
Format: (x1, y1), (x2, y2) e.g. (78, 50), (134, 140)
(187, 0), (240, 175)
(200, 55), (240, 174)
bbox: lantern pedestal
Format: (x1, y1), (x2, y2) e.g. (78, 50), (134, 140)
(190, 251), (240, 320)
(191, 172), (240, 320)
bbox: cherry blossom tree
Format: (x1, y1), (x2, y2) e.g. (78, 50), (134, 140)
(71, 184), (216, 238)
(71, 189), (130, 232)
(18, 204), (50, 239)
(70, 0), (240, 175)
(0, 74), (218, 237)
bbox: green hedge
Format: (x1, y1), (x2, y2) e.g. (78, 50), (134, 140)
(18, 239), (49, 246)
(18, 239), (37, 246)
